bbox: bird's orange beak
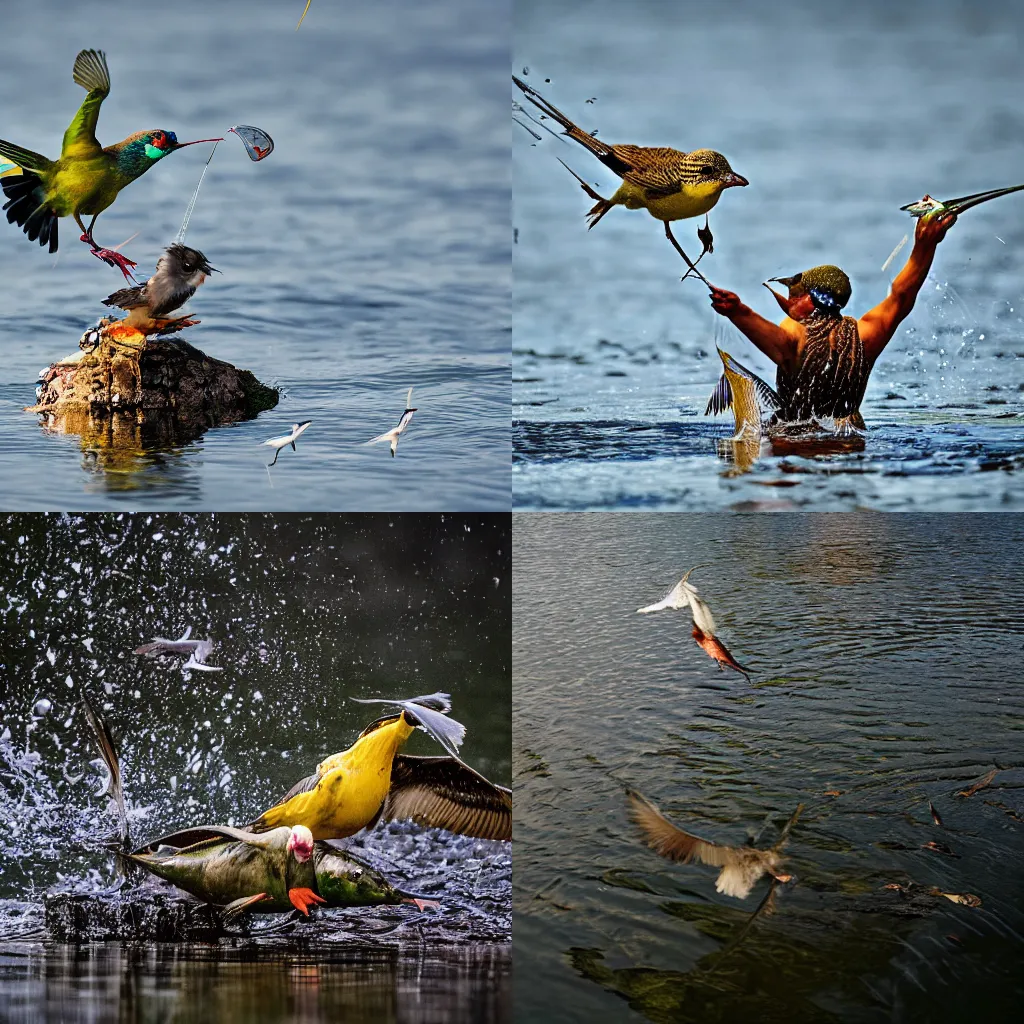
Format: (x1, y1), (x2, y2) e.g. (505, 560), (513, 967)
(721, 171), (749, 188)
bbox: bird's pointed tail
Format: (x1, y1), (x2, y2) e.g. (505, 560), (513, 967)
(1, 156), (58, 253)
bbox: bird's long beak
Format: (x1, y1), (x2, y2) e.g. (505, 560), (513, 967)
(721, 171), (749, 188)
(202, 263), (220, 274)
(174, 137), (225, 148)
(763, 281), (796, 316)
(768, 274), (802, 288)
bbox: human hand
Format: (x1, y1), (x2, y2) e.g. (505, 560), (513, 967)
(709, 287), (745, 318)
(916, 209), (957, 246)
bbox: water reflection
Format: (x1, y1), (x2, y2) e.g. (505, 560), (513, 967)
(0, 943), (510, 1024)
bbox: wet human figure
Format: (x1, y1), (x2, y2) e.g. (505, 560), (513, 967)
(707, 213), (957, 431)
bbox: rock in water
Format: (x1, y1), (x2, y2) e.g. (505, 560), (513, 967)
(27, 319), (278, 443)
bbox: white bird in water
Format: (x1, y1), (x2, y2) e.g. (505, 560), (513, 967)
(134, 627), (223, 673)
(636, 565), (716, 634)
(629, 791), (803, 900)
(366, 388), (416, 457)
(262, 421), (311, 467)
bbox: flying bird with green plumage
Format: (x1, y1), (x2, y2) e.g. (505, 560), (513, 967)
(0, 49), (222, 279)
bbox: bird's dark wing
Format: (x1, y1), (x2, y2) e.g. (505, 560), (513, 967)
(62, 50), (110, 157)
(0, 139), (54, 174)
(628, 790), (731, 867)
(102, 284), (149, 310)
(721, 352), (781, 410)
(706, 372), (732, 416)
(382, 754), (512, 841)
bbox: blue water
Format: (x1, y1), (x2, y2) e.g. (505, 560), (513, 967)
(513, 0), (1024, 509)
(0, 0), (509, 510)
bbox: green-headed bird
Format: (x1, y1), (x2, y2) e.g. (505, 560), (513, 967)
(0, 49), (222, 279)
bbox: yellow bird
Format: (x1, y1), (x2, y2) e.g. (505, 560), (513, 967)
(248, 693), (511, 842)
(513, 75), (748, 282)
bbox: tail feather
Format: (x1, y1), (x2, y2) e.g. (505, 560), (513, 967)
(0, 139), (53, 174)
(513, 76), (620, 167)
(72, 49), (110, 95)
(81, 694), (128, 848)
(585, 197), (615, 229)
(2, 171), (58, 252)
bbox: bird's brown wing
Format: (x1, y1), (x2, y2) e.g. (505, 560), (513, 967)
(629, 791), (732, 867)
(382, 755), (511, 841)
(103, 284), (148, 311)
(610, 146), (701, 199)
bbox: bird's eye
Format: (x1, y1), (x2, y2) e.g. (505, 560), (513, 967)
(351, 869), (362, 880)
(701, 165), (714, 175)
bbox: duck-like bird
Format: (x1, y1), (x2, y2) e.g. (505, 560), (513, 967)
(512, 75), (747, 282)
(629, 791), (803, 899)
(101, 244), (217, 335)
(248, 693), (512, 842)
(0, 49), (221, 279)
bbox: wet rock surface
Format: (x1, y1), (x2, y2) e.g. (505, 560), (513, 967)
(27, 320), (278, 441)
(9, 823), (509, 948)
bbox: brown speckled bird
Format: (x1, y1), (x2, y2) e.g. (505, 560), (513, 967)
(513, 75), (747, 282)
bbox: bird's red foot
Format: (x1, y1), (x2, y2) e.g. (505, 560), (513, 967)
(288, 887), (327, 916)
(91, 247), (138, 281)
(403, 897), (441, 912)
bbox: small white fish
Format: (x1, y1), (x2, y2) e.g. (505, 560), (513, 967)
(366, 388), (417, 457)
(262, 421), (311, 467)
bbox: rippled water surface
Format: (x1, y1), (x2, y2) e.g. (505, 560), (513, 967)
(513, 513), (1024, 1022)
(0, 513), (511, 1022)
(0, 0), (509, 510)
(513, 0), (1024, 509)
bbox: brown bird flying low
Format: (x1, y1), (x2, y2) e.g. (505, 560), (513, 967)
(629, 791), (803, 899)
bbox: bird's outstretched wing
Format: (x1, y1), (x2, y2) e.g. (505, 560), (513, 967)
(62, 49), (110, 158)
(352, 693), (465, 757)
(706, 371), (733, 417)
(382, 755), (512, 841)
(628, 790), (731, 868)
(719, 350), (780, 410)
(0, 139), (53, 174)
